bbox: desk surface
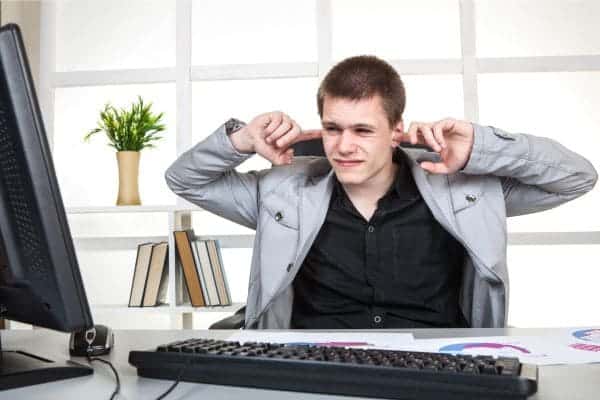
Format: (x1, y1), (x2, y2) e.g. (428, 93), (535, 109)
(2, 328), (599, 400)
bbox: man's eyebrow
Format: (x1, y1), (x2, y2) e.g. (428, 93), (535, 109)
(322, 121), (377, 130)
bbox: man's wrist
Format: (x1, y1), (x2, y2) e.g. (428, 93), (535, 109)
(225, 119), (254, 154)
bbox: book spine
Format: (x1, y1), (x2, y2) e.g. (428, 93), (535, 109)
(214, 239), (232, 305)
(189, 233), (211, 306)
(207, 240), (229, 306)
(174, 230), (206, 307)
(197, 239), (220, 306)
(142, 242), (169, 307)
(129, 242), (154, 307)
(128, 243), (144, 307)
(155, 244), (170, 306)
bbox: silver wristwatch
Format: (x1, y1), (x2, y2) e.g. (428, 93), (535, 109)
(225, 118), (246, 136)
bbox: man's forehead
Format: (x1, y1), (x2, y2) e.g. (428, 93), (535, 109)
(321, 96), (385, 126)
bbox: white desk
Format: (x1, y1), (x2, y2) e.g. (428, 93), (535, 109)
(2, 328), (599, 399)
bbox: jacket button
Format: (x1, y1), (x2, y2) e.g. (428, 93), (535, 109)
(286, 263), (293, 272)
(465, 194), (477, 202)
(275, 212), (283, 221)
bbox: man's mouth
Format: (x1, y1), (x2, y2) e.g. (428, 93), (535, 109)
(335, 159), (363, 168)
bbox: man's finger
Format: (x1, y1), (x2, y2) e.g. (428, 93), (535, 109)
(408, 123), (427, 146)
(271, 147), (294, 166)
(420, 161), (450, 174)
(267, 119), (292, 143)
(264, 112), (283, 134)
(421, 125), (442, 152)
(254, 113), (272, 128)
(276, 124), (301, 148)
(408, 125), (427, 146)
(291, 129), (323, 144)
(432, 123), (446, 149)
(397, 131), (412, 143)
(438, 118), (455, 132)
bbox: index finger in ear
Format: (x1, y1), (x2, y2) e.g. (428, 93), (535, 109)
(296, 129), (323, 142)
(397, 131), (412, 143)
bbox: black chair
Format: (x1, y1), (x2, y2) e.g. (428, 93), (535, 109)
(208, 139), (325, 330)
(210, 305), (247, 329)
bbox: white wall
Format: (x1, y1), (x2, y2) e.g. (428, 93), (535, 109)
(1, 0), (40, 93)
(13, 0), (600, 329)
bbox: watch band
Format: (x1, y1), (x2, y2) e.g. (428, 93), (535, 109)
(225, 118), (246, 136)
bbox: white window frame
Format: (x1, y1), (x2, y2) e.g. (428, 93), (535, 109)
(39, 0), (600, 246)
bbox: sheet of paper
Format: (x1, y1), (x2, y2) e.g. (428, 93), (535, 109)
(400, 327), (600, 365)
(226, 331), (414, 350)
(227, 327), (600, 365)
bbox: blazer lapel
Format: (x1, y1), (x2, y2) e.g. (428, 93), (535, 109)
(404, 152), (460, 239)
(405, 151), (498, 274)
(277, 169), (335, 294)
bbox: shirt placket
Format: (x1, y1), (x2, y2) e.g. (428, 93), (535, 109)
(365, 212), (386, 328)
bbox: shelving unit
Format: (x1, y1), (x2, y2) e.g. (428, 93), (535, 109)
(66, 205), (252, 329)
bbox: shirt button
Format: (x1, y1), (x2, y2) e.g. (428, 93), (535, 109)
(373, 315), (382, 324)
(275, 212), (283, 221)
(465, 194), (477, 202)
(367, 225), (375, 233)
(286, 263), (293, 272)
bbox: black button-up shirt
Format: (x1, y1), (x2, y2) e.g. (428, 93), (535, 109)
(291, 150), (469, 329)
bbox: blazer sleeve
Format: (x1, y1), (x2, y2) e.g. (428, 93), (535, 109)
(461, 123), (598, 217)
(164, 122), (264, 230)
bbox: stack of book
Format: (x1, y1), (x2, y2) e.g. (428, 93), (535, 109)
(173, 229), (232, 307)
(128, 229), (233, 307)
(128, 242), (169, 307)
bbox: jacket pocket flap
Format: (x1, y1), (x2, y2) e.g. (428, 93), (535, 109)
(449, 173), (483, 213)
(261, 192), (299, 230)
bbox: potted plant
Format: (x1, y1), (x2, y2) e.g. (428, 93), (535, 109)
(84, 96), (166, 205)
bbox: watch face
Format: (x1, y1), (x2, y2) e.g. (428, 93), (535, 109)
(225, 118), (245, 135)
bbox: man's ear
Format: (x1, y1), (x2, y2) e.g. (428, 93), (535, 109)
(391, 120), (404, 148)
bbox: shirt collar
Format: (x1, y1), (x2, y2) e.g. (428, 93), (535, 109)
(332, 148), (419, 209)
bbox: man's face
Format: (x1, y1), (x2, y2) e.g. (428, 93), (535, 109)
(321, 95), (403, 190)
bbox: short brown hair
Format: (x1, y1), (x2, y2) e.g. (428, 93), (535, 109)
(317, 55), (406, 127)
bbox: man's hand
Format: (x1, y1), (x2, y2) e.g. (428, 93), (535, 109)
(230, 111), (322, 165)
(398, 118), (475, 174)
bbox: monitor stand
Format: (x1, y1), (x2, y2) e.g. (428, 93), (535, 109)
(0, 329), (93, 391)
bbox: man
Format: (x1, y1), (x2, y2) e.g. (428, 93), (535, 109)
(165, 55), (597, 329)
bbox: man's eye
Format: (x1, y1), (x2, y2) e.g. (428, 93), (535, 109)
(356, 129), (372, 134)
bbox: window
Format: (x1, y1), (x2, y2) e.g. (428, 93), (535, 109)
(40, 0), (600, 327)
(54, 83), (177, 206)
(475, 0), (600, 57)
(55, 0), (176, 71)
(331, 0), (462, 61)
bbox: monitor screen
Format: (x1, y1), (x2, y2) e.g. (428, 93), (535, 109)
(0, 23), (94, 390)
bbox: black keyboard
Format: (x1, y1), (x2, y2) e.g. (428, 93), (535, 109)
(129, 338), (538, 400)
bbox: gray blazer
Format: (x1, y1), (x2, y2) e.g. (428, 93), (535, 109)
(165, 122), (597, 329)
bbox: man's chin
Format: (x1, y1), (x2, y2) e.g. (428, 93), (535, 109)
(334, 170), (365, 186)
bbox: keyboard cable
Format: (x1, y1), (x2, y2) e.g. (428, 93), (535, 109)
(154, 357), (192, 400)
(86, 354), (121, 400)
(84, 327), (120, 400)
(82, 326), (191, 400)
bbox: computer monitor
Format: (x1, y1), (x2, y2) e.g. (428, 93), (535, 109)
(0, 23), (94, 389)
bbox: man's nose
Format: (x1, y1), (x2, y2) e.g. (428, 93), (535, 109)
(337, 130), (356, 153)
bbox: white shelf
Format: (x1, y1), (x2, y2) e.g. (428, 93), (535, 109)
(92, 303), (245, 314)
(73, 234), (254, 249)
(66, 205), (202, 214)
(66, 205), (249, 329)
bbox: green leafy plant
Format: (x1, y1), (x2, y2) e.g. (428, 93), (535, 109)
(84, 96), (166, 151)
